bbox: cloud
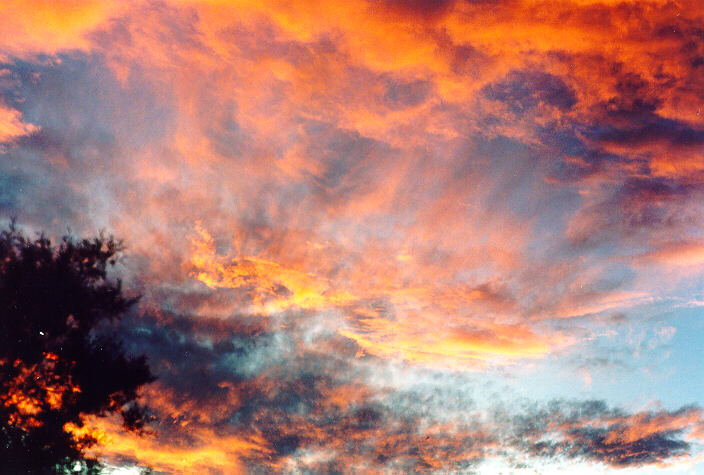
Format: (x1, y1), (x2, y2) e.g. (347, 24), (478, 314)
(82, 303), (704, 472)
(74, 309), (494, 472)
(0, 102), (38, 143)
(483, 70), (577, 114)
(190, 221), (568, 367)
(638, 241), (704, 267)
(2, 0), (704, 471)
(509, 401), (704, 468)
(0, 0), (126, 58)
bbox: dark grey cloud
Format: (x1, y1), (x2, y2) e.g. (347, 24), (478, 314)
(483, 70), (577, 114)
(383, 78), (432, 110)
(505, 400), (701, 468)
(109, 299), (704, 471)
(0, 54), (175, 234)
(109, 306), (493, 471)
(567, 176), (698, 249)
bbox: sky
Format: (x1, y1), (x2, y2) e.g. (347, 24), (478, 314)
(1, 0), (704, 472)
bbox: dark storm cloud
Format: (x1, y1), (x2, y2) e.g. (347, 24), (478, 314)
(563, 428), (689, 467)
(374, 0), (456, 19)
(0, 54), (174, 233)
(112, 307), (490, 471)
(205, 100), (247, 159)
(0, 143), (88, 228)
(0, 171), (28, 211)
(111, 302), (704, 471)
(483, 70), (577, 114)
(583, 115), (704, 150)
(566, 177), (697, 249)
(2, 53), (174, 165)
(383, 77), (432, 110)
(536, 123), (619, 183)
(505, 400), (703, 468)
(295, 120), (397, 208)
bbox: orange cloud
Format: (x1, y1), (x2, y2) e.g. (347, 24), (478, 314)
(4, 0), (698, 359)
(340, 321), (562, 368)
(0, 0), (125, 57)
(190, 222), (568, 366)
(640, 241), (704, 267)
(76, 414), (262, 474)
(0, 102), (38, 143)
(4, 0), (704, 469)
(190, 223), (355, 313)
(602, 409), (704, 446)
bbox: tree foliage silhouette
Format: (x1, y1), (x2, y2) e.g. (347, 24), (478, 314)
(0, 222), (155, 474)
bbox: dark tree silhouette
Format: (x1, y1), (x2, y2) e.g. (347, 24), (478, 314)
(0, 221), (155, 474)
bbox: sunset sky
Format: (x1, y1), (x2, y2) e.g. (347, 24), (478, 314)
(2, 0), (704, 472)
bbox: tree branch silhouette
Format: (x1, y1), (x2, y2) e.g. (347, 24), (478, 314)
(0, 221), (155, 474)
